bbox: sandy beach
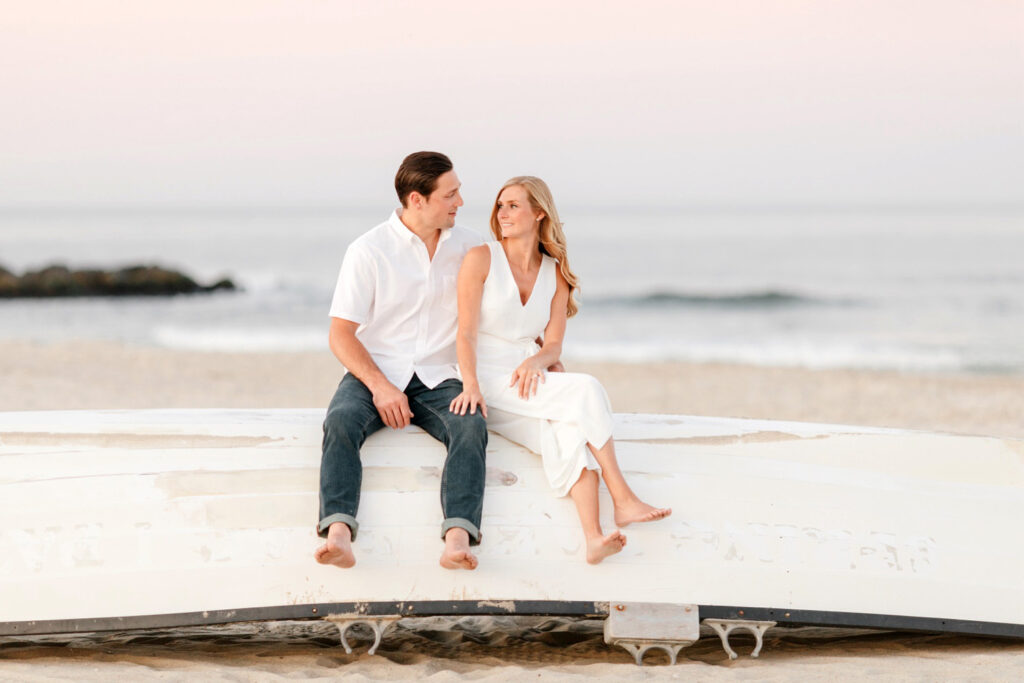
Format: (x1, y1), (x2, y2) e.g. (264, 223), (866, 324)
(2, 340), (1022, 438)
(2, 339), (1022, 680)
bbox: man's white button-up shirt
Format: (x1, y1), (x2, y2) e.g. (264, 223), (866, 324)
(329, 209), (483, 390)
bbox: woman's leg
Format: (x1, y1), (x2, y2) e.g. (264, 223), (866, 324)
(568, 468), (625, 564)
(586, 437), (672, 527)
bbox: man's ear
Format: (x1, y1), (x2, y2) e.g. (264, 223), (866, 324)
(408, 191), (424, 210)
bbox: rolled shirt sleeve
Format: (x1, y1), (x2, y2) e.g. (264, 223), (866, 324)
(329, 242), (375, 325)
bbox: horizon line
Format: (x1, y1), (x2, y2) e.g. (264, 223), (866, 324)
(1, 202), (1021, 215)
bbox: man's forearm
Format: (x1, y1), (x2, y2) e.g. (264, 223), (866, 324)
(330, 328), (392, 393)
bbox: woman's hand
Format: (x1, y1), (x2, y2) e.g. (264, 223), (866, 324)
(510, 357), (547, 400)
(449, 385), (488, 417)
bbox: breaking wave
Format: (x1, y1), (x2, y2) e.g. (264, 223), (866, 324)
(587, 290), (856, 309)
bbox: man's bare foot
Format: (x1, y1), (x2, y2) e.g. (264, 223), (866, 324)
(586, 530), (626, 564)
(614, 499), (672, 527)
(439, 527), (478, 570)
(314, 522), (356, 568)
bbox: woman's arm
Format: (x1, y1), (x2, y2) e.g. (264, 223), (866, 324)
(450, 245), (490, 416)
(511, 268), (571, 399)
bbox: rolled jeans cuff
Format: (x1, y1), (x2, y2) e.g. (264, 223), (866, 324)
(441, 517), (482, 546)
(318, 513), (359, 541)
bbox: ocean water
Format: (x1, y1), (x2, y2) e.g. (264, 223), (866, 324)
(1, 206), (1021, 374)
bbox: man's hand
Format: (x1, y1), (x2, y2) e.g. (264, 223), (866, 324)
(372, 382), (414, 429)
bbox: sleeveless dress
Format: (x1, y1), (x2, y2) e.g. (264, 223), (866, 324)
(473, 241), (615, 497)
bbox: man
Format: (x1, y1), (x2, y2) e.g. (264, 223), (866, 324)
(314, 151), (486, 571)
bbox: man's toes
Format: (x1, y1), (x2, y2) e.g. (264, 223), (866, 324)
(440, 551), (475, 570)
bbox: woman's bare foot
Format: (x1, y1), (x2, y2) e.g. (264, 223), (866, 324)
(613, 499), (672, 527)
(439, 527), (478, 570)
(314, 522), (356, 568)
(586, 530), (626, 564)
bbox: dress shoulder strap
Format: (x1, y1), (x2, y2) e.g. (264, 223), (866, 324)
(542, 253), (559, 286)
(532, 253), (558, 306)
(484, 241), (513, 293)
(485, 241), (502, 278)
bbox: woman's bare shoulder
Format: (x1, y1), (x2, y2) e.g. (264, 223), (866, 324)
(460, 244), (492, 277)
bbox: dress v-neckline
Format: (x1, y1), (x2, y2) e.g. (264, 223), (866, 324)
(497, 243), (543, 308)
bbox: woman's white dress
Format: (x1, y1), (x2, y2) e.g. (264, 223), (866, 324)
(473, 241), (615, 497)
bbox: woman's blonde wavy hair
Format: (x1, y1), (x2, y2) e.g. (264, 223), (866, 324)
(489, 176), (579, 318)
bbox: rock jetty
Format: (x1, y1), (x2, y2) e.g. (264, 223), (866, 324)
(0, 264), (236, 298)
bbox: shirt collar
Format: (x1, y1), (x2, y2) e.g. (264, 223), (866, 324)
(389, 208), (455, 246)
(388, 209), (418, 245)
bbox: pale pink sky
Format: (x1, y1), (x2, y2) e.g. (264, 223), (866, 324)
(1, 0), (1021, 207)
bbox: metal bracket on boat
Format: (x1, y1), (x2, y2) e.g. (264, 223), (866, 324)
(702, 618), (776, 659)
(603, 602), (699, 665)
(324, 614), (401, 655)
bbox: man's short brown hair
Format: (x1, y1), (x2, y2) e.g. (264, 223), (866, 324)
(395, 152), (453, 207)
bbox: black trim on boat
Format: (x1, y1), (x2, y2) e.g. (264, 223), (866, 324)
(0, 601), (605, 637)
(699, 605), (1024, 639)
(1, 601), (1021, 639)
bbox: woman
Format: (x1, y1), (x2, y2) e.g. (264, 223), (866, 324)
(449, 176), (670, 564)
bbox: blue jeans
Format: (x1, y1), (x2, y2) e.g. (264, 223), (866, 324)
(318, 373), (488, 545)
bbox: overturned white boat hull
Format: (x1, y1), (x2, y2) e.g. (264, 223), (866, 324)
(1, 409), (1021, 640)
